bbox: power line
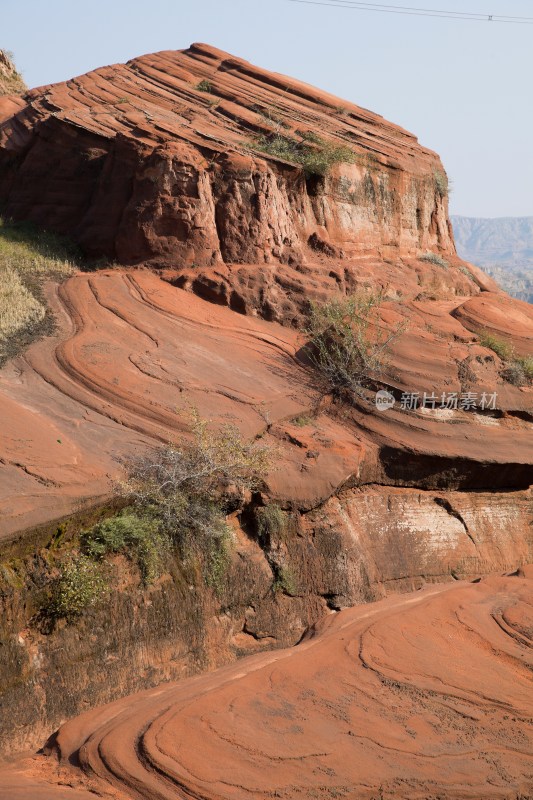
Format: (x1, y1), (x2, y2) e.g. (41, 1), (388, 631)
(317, 1), (533, 20)
(288, 0), (533, 24)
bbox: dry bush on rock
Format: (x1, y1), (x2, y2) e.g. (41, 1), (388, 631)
(305, 290), (406, 397)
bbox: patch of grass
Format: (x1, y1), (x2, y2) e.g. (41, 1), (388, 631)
(81, 510), (168, 585)
(249, 133), (356, 178)
(291, 414), (313, 427)
(434, 170), (449, 198)
(0, 267), (45, 340)
(478, 330), (514, 361)
(204, 526), (232, 596)
(419, 252), (449, 269)
(196, 79), (213, 93)
(477, 331), (532, 386)
(305, 290), (406, 396)
(43, 555), (107, 623)
(273, 565), (298, 596)
(0, 217), (78, 363)
(256, 504), (286, 544)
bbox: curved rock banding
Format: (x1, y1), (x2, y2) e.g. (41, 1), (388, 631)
(23, 571), (531, 800)
(0, 45), (531, 784)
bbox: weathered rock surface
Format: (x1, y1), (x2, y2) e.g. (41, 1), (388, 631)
(0, 267), (531, 758)
(0, 46), (531, 784)
(0, 43), (455, 267)
(0, 269), (531, 538)
(3, 570), (532, 800)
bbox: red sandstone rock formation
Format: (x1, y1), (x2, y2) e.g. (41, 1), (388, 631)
(0, 269), (531, 539)
(3, 570), (532, 800)
(0, 43), (454, 267)
(0, 46), (531, 779)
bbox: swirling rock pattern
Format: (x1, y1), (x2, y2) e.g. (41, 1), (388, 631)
(4, 569), (530, 800)
(1, 269), (531, 537)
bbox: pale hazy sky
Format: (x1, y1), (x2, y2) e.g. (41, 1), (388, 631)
(3, 0), (532, 217)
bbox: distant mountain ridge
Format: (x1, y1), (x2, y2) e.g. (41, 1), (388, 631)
(451, 215), (533, 303)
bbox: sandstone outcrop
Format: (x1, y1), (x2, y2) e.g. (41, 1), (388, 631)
(0, 43), (454, 267)
(0, 269), (531, 538)
(0, 46), (531, 784)
(3, 571), (532, 800)
(0, 267), (531, 757)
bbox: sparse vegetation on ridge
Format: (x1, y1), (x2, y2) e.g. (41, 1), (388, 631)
(420, 252), (449, 269)
(249, 132), (357, 178)
(305, 290), (406, 397)
(433, 170), (450, 198)
(0, 48), (26, 96)
(477, 330), (533, 386)
(196, 79), (213, 93)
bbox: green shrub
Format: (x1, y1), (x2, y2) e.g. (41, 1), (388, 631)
(196, 79), (213, 93)
(305, 290), (406, 396)
(420, 252), (449, 269)
(45, 556), (106, 622)
(250, 133), (356, 178)
(81, 510), (167, 585)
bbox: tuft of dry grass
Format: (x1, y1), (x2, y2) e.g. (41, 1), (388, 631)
(0, 49), (27, 96)
(0, 267), (45, 340)
(0, 218), (77, 363)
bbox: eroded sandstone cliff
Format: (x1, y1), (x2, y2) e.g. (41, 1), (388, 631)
(0, 45), (531, 779)
(0, 43), (455, 268)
